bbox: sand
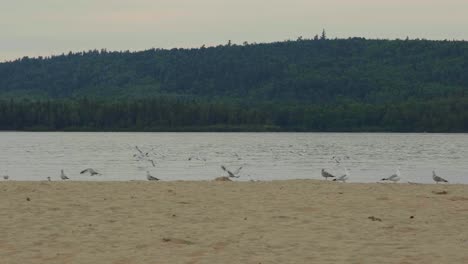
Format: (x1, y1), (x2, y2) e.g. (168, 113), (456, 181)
(0, 180), (467, 264)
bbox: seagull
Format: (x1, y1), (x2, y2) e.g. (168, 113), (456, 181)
(133, 146), (146, 161)
(381, 169), (401, 182)
(332, 156), (341, 164)
(60, 170), (69, 180)
(47, 176), (51, 181)
(233, 153), (241, 160)
(3, 175), (9, 180)
(333, 168), (349, 182)
(135, 146), (144, 155)
(321, 169), (335, 180)
(221, 165), (242, 178)
(80, 168), (101, 176)
(432, 171), (448, 184)
(146, 171), (159, 181)
(134, 146), (160, 167)
(188, 155), (207, 162)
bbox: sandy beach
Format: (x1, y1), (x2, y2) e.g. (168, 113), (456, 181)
(0, 180), (467, 264)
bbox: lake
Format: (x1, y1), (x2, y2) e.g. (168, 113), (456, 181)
(0, 132), (467, 183)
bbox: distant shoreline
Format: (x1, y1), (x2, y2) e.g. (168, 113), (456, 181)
(0, 130), (467, 133)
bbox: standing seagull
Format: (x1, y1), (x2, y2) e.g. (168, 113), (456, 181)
(47, 177), (51, 182)
(381, 169), (401, 183)
(432, 171), (448, 184)
(321, 169), (335, 180)
(60, 170), (69, 180)
(80, 168), (101, 176)
(146, 171), (159, 181)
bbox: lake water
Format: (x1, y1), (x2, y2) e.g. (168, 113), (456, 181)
(0, 132), (467, 184)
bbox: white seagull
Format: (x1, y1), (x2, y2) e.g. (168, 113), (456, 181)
(80, 168), (101, 176)
(146, 171), (159, 181)
(432, 171), (448, 184)
(381, 169), (401, 183)
(60, 170), (69, 180)
(47, 176), (51, 181)
(321, 169), (335, 180)
(333, 168), (349, 182)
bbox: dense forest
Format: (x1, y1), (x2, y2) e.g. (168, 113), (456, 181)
(0, 37), (467, 131)
(0, 97), (467, 132)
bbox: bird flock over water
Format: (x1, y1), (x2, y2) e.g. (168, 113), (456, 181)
(0, 148), (453, 184)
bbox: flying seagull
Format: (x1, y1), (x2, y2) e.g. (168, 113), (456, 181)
(221, 165), (242, 178)
(80, 168), (101, 176)
(60, 170), (69, 180)
(146, 171), (159, 181)
(432, 171), (448, 184)
(133, 146), (146, 161)
(332, 156), (341, 164)
(381, 169), (401, 183)
(321, 169), (335, 180)
(135, 146), (144, 155)
(188, 155), (207, 162)
(333, 168), (349, 182)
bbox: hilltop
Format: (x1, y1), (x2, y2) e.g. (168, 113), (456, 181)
(1, 37), (467, 102)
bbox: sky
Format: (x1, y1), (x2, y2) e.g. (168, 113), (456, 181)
(1, 0), (468, 61)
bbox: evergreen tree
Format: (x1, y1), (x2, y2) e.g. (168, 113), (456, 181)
(320, 29), (327, 40)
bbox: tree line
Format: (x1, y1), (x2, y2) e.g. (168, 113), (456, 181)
(0, 97), (467, 132)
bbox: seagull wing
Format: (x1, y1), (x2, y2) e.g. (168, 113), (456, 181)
(221, 165), (237, 177)
(227, 170), (235, 177)
(322, 170), (335, 178)
(233, 166), (243, 175)
(135, 146), (143, 154)
(221, 165), (227, 172)
(435, 175), (448, 182)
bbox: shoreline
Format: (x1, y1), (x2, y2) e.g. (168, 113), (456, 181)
(2, 178), (467, 185)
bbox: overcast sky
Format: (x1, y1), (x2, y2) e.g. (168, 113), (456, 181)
(1, 0), (467, 61)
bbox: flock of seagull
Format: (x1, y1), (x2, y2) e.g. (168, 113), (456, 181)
(321, 168), (450, 184)
(55, 164), (242, 182)
(2, 166), (450, 184)
(0, 147), (452, 184)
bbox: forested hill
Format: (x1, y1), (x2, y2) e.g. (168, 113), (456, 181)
(1, 38), (468, 102)
(1, 38), (468, 132)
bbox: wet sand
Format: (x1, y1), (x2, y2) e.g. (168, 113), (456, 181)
(0, 180), (467, 263)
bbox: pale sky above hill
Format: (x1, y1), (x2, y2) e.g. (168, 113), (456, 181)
(1, 0), (467, 61)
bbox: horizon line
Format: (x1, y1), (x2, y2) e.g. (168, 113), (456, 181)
(2, 35), (467, 63)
